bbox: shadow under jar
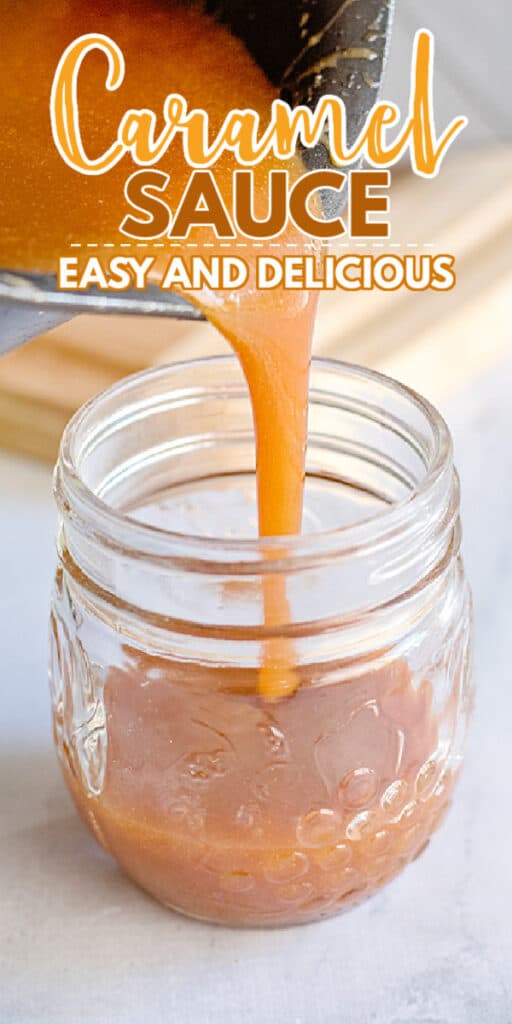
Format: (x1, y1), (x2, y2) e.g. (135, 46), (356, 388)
(49, 357), (473, 927)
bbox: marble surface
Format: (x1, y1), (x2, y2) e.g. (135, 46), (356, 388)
(0, 358), (511, 1024)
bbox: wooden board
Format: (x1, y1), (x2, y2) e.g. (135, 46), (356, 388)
(0, 148), (511, 463)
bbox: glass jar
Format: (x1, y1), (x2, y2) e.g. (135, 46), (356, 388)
(49, 356), (473, 927)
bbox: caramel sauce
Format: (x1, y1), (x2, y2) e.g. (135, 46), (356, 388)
(1, 0), (317, 538)
(61, 651), (457, 926)
(4, 1), (458, 922)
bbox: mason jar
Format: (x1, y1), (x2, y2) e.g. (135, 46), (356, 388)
(49, 356), (473, 927)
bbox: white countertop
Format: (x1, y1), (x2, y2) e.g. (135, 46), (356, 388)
(1, 358), (511, 1024)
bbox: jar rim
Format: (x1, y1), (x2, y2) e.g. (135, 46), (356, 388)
(55, 355), (454, 573)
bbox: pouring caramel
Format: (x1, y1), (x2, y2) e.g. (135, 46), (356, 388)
(5, 0), (466, 926)
(1, 0), (318, 540)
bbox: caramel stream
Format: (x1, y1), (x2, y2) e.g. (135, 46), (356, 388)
(1, 0), (317, 538)
(1, 0), (321, 697)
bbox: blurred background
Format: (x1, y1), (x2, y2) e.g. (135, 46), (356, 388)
(386, 0), (510, 149)
(0, 1), (510, 460)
